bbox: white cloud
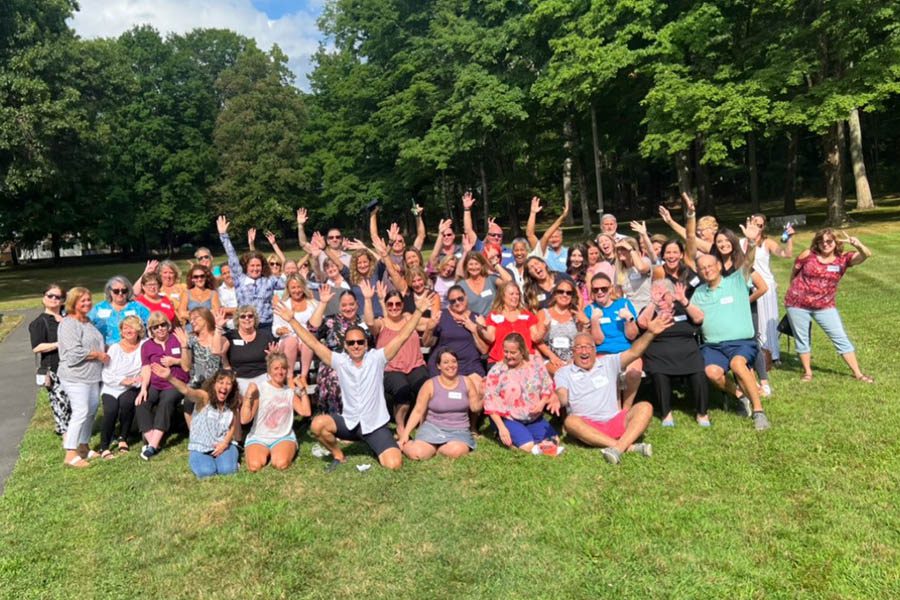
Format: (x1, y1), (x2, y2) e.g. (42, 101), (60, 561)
(69, 0), (323, 89)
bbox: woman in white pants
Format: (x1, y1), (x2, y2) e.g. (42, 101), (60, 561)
(57, 287), (108, 468)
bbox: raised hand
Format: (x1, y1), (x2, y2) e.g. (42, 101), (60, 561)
(273, 298), (294, 323)
(303, 242), (321, 258)
(739, 218), (760, 242)
(317, 284), (334, 305)
(415, 290), (436, 313)
(658, 205), (672, 224)
(359, 279), (375, 300)
(264, 341), (279, 356)
(247, 227), (257, 247)
(681, 192), (695, 214)
(213, 307), (228, 329)
(144, 259), (159, 274)
(387, 222), (401, 244)
(650, 285), (666, 306)
(438, 218), (453, 234)
(372, 237), (388, 257)
(264, 230), (277, 246)
(172, 327), (188, 347)
(413, 203), (424, 217)
(530, 196), (542, 214)
(150, 363), (172, 380)
(617, 307), (633, 321)
(674, 282), (688, 305)
(345, 238), (367, 251)
(462, 191), (475, 210)
(216, 215), (230, 235)
(648, 312), (675, 335)
(296, 207), (308, 225)
(375, 280), (388, 301)
(629, 220), (648, 236)
(310, 231), (326, 250)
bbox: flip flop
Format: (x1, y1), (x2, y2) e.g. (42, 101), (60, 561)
(100, 450), (116, 461)
(66, 455), (91, 469)
(117, 443), (130, 454)
(85, 450), (101, 461)
(800, 373), (813, 382)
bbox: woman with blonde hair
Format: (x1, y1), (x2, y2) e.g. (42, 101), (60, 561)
(273, 274), (319, 380)
(613, 236), (652, 312)
(99, 315), (145, 457)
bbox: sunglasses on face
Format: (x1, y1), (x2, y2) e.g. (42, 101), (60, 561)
(191, 275), (206, 280)
(345, 339), (366, 347)
(385, 301), (403, 308)
(269, 262), (280, 267)
(196, 255), (211, 261)
(110, 288), (128, 295)
(487, 232), (502, 238)
(556, 289), (574, 296)
(592, 286), (610, 293)
(448, 296), (465, 304)
(150, 323), (168, 331)
(239, 314), (255, 320)
(327, 235), (342, 240)
(45, 293), (62, 300)
(442, 232), (454, 238)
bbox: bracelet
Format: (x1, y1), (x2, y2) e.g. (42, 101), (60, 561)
(463, 208), (471, 212)
(181, 346), (189, 350)
(685, 211), (696, 219)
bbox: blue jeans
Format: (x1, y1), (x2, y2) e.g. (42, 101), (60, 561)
(188, 446), (239, 479)
(786, 307), (854, 355)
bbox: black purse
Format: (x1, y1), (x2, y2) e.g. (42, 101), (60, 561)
(776, 314), (794, 338)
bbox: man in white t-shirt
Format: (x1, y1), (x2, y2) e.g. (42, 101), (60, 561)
(551, 317), (671, 465)
(274, 292), (434, 470)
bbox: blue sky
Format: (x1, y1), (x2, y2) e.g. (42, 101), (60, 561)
(70, 0), (327, 89)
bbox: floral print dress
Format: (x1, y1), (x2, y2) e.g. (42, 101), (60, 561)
(483, 357), (555, 423)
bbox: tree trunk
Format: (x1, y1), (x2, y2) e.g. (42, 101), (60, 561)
(561, 124), (574, 235)
(576, 156), (592, 237)
(783, 129), (799, 213)
(847, 108), (874, 209)
(823, 121), (848, 227)
(564, 119), (591, 236)
(693, 137), (713, 216)
(479, 158), (489, 232)
(675, 149), (692, 196)
(590, 101), (605, 217)
(51, 232), (61, 262)
(8, 243), (19, 266)
(748, 131), (760, 212)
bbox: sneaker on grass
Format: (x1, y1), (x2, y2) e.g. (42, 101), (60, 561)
(601, 447), (622, 465)
(628, 443), (652, 457)
(140, 445), (158, 461)
(752, 411), (771, 431)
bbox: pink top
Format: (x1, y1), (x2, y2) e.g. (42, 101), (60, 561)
(377, 323), (425, 373)
(483, 357), (554, 422)
(785, 252), (856, 310)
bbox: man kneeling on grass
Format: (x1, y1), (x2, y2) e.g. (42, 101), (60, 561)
(552, 315), (672, 465)
(273, 293), (434, 471)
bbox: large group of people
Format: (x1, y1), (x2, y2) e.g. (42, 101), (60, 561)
(29, 192), (874, 475)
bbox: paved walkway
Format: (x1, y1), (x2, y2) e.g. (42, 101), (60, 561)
(0, 309), (40, 494)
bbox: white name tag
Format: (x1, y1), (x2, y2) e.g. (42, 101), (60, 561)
(171, 347), (181, 356)
(552, 336), (571, 349)
(232, 339), (245, 346)
(537, 293), (546, 302)
(124, 310), (136, 317)
(591, 374), (609, 388)
(517, 314), (530, 320)
(629, 271), (643, 280)
(720, 296), (734, 305)
(97, 309), (111, 318)
(491, 314), (505, 324)
(826, 265), (841, 273)
(448, 391), (463, 400)
(480, 289), (493, 298)
(674, 315), (688, 322)
(168, 293), (180, 300)
(599, 317), (611, 324)
(690, 276), (701, 287)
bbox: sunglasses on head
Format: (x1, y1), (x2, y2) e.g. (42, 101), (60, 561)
(45, 293), (62, 300)
(110, 288), (128, 295)
(592, 286), (611, 293)
(345, 338), (366, 347)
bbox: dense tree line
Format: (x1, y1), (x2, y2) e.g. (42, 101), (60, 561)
(1, 0), (899, 261)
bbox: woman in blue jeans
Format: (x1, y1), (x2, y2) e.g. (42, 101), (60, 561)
(151, 363), (240, 478)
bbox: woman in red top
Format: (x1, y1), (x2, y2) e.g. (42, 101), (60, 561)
(135, 272), (177, 325)
(476, 280), (544, 367)
(784, 228), (872, 382)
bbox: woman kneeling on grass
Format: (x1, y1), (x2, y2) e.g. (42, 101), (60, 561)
(398, 348), (482, 460)
(483, 333), (560, 455)
(241, 352), (311, 472)
(151, 364), (240, 478)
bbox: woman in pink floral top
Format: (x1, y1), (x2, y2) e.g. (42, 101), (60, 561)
(784, 228), (873, 383)
(483, 333), (560, 453)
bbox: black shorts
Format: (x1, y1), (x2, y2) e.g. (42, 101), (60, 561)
(330, 413), (398, 457)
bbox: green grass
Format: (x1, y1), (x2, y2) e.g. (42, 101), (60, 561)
(2, 199), (900, 598)
(0, 315), (23, 343)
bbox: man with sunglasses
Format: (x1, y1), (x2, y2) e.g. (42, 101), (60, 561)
(297, 207), (351, 269)
(461, 192), (517, 268)
(552, 323), (670, 465)
(273, 291), (436, 471)
(89, 276), (150, 345)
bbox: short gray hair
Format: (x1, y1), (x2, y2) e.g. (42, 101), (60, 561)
(104, 275), (134, 302)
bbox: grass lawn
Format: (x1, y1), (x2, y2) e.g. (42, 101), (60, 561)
(1, 198), (899, 598)
(0, 315), (23, 343)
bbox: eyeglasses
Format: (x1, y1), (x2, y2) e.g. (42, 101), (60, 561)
(821, 239), (836, 245)
(191, 275), (206, 280)
(45, 293), (62, 300)
(385, 301), (403, 308)
(150, 323), (169, 331)
(111, 288), (128, 295)
(327, 235), (342, 240)
(442, 232), (454, 238)
(268, 262), (280, 267)
(556, 289), (574, 296)
(592, 286), (610, 293)
(448, 296), (465, 304)
(238, 314), (255, 320)
(196, 255), (211, 261)
(487, 232), (502, 239)
(573, 344), (595, 351)
(345, 339), (366, 347)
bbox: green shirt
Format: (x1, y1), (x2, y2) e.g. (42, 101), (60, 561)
(692, 271), (754, 344)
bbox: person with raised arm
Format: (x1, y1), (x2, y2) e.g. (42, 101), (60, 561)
(273, 291), (436, 471)
(461, 191), (516, 268)
(525, 196), (571, 272)
(553, 317), (672, 465)
(297, 207), (351, 269)
(426, 217), (464, 279)
(217, 215), (285, 330)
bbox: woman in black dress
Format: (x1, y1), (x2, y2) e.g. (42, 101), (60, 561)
(29, 283), (71, 434)
(637, 279), (709, 427)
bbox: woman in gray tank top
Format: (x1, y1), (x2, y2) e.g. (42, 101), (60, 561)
(398, 348), (482, 459)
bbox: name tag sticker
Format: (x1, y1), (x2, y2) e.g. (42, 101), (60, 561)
(826, 265), (841, 273)
(171, 347), (181, 356)
(629, 271), (643, 280)
(480, 289), (494, 298)
(599, 317), (611, 324)
(97, 309), (111, 318)
(124, 310), (135, 317)
(491, 314), (505, 324)
(537, 293), (547, 302)
(674, 315), (688, 322)
(720, 296), (734, 305)
(232, 339), (245, 346)
(448, 391), (463, 400)
(591, 375), (610, 388)
(517, 314), (529, 320)
(551, 337), (571, 349)
(690, 276), (701, 287)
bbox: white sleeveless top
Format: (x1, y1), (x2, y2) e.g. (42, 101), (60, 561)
(743, 239), (775, 284)
(246, 381), (296, 443)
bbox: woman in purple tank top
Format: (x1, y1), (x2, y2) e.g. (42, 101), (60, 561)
(398, 348), (482, 459)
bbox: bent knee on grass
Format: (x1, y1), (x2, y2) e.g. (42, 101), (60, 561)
(379, 449), (403, 470)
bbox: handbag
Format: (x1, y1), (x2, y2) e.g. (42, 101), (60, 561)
(776, 314), (794, 338)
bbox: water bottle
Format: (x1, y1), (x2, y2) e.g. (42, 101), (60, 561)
(781, 222), (793, 243)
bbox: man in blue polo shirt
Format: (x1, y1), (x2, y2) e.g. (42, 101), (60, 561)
(692, 253), (770, 431)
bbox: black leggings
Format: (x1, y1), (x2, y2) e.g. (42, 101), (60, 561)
(100, 389), (138, 449)
(135, 387), (183, 433)
(383, 366), (430, 412)
(650, 371), (709, 417)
